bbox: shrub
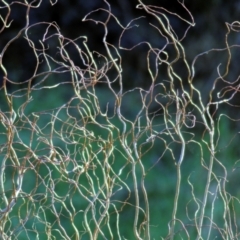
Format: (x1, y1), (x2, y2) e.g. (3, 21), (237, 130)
(1, 1), (240, 239)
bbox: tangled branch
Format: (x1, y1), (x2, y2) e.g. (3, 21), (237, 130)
(0, 1), (240, 239)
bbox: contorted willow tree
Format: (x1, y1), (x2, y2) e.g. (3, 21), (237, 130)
(1, 1), (240, 239)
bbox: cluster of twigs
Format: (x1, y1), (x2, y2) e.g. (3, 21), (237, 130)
(1, 1), (240, 239)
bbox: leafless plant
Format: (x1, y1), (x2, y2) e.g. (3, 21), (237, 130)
(0, 1), (240, 239)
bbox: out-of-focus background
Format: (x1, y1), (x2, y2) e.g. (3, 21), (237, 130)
(2, 0), (240, 93)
